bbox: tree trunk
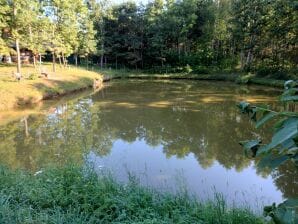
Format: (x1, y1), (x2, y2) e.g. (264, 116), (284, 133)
(74, 54), (78, 67)
(62, 52), (66, 67)
(100, 39), (104, 69)
(39, 54), (42, 73)
(13, 4), (21, 75)
(24, 117), (29, 137)
(245, 48), (254, 70)
(15, 38), (21, 74)
(33, 55), (36, 69)
(39, 54), (42, 65)
(86, 55), (89, 70)
(58, 55), (62, 68)
(115, 56), (118, 70)
(240, 50), (245, 70)
(52, 52), (56, 72)
(100, 54), (104, 69)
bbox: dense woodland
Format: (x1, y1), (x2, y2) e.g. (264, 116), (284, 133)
(0, 0), (297, 77)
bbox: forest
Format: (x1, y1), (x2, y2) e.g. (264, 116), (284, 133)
(0, 0), (297, 78)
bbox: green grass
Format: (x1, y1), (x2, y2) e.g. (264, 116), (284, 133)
(97, 68), (285, 88)
(0, 63), (102, 110)
(0, 165), (267, 224)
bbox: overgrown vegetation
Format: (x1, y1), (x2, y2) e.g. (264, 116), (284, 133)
(238, 80), (298, 224)
(0, 164), (265, 224)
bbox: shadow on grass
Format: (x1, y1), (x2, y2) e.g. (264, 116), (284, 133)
(31, 77), (94, 99)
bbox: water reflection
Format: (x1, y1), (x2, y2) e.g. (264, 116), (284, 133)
(0, 80), (296, 207)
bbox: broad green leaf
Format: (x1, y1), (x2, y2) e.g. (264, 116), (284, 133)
(256, 111), (277, 129)
(239, 139), (260, 150)
(257, 118), (298, 155)
(237, 101), (251, 113)
(282, 88), (298, 97)
(240, 140), (261, 157)
(280, 95), (298, 102)
(257, 154), (289, 170)
(279, 112), (298, 117)
(264, 199), (298, 224)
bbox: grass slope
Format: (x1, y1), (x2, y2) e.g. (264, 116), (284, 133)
(0, 165), (266, 224)
(0, 63), (101, 110)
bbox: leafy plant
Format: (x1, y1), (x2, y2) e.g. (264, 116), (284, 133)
(238, 80), (298, 224)
(238, 80), (298, 165)
(28, 73), (39, 80)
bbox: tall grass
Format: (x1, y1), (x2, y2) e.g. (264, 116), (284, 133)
(0, 165), (266, 224)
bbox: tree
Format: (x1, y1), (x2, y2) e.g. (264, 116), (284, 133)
(43, 0), (89, 71)
(2, 0), (40, 74)
(75, 0), (97, 67)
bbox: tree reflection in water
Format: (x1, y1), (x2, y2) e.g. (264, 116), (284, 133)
(0, 80), (296, 205)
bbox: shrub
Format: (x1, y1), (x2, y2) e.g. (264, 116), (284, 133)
(28, 73), (39, 80)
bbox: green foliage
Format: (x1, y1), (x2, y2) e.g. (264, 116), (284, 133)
(238, 81), (298, 223)
(28, 73), (39, 80)
(235, 74), (254, 84)
(1, 0), (296, 74)
(264, 199), (298, 224)
(86, 0), (297, 74)
(0, 165), (265, 224)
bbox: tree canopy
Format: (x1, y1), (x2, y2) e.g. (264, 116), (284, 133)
(0, 0), (297, 76)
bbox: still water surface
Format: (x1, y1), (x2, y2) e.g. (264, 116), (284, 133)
(0, 80), (297, 209)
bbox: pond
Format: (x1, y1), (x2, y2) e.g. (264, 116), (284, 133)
(0, 80), (297, 210)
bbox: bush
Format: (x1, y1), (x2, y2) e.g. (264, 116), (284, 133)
(256, 67), (292, 80)
(191, 65), (210, 74)
(28, 73), (39, 80)
(235, 73), (254, 84)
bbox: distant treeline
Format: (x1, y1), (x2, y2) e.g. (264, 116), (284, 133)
(0, 0), (297, 77)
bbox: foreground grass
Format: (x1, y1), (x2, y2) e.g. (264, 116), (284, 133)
(0, 165), (266, 224)
(0, 63), (101, 110)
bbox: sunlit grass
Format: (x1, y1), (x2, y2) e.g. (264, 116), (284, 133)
(0, 63), (102, 110)
(0, 164), (266, 224)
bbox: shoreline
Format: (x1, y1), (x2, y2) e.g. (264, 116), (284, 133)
(0, 65), (286, 111)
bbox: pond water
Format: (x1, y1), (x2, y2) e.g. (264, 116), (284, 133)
(0, 80), (297, 210)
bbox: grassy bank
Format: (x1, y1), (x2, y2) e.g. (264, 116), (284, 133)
(0, 64), (102, 111)
(100, 68), (285, 88)
(0, 63), (286, 111)
(0, 165), (265, 224)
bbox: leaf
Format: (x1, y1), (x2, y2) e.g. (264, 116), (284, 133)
(281, 88), (298, 97)
(257, 118), (298, 155)
(257, 154), (289, 170)
(239, 139), (261, 150)
(237, 101), (251, 113)
(239, 139), (261, 157)
(264, 199), (298, 224)
(280, 95), (298, 102)
(256, 111), (277, 129)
